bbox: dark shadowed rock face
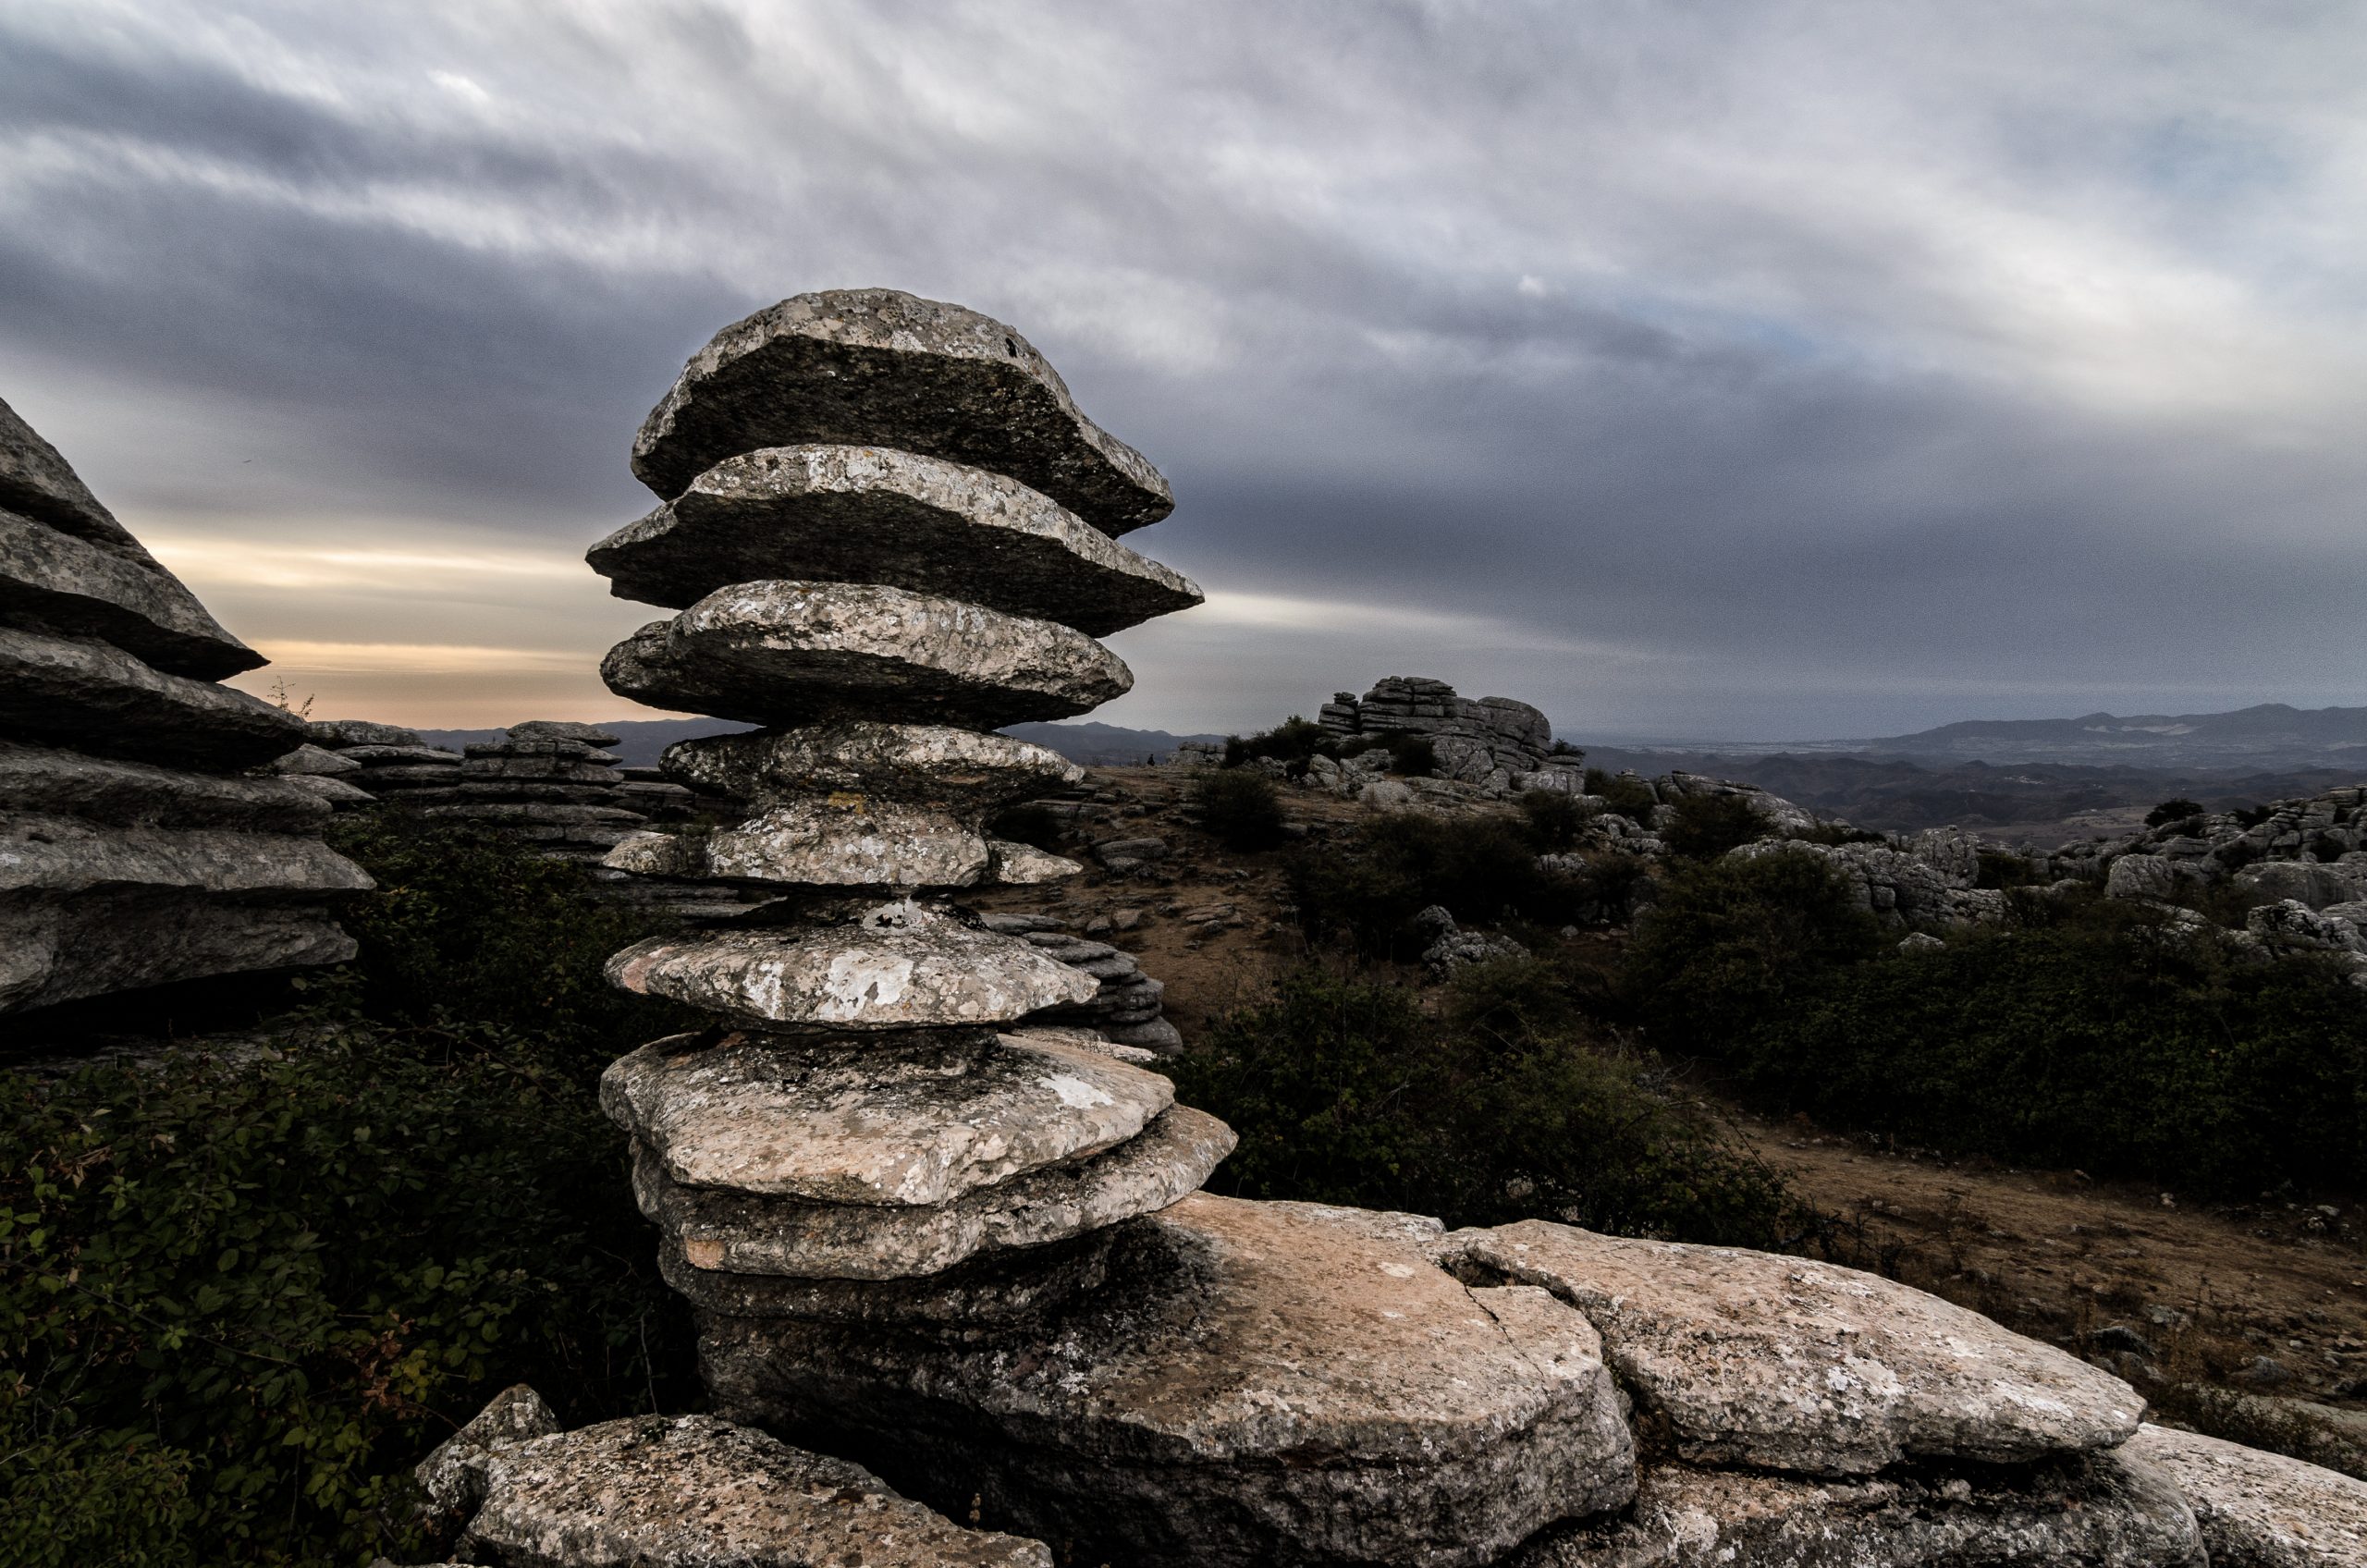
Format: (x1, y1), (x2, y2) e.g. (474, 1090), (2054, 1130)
(0, 508), (264, 679)
(701, 1194), (1637, 1568)
(631, 289), (1172, 534)
(1445, 1220), (2142, 1476)
(1504, 1452), (2203, 1568)
(0, 627), (304, 768)
(0, 741), (333, 831)
(0, 394), (141, 549)
(0, 891), (357, 1015)
(601, 582), (1131, 729)
(592, 446), (1200, 634)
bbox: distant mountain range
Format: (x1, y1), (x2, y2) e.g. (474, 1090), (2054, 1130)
(1847, 703), (2367, 770)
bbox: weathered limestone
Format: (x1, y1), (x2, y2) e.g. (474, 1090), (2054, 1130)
(2124, 1423), (2367, 1568)
(1505, 1452), (2204, 1568)
(1446, 1219), (2143, 1475)
(415, 1387), (1052, 1568)
(0, 626), (304, 768)
(606, 904), (1098, 1031)
(0, 401), (364, 1018)
(602, 582), (1132, 729)
(666, 723), (1081, 811)
(0, 508), (263, 679)
(631, 1105), (1231, 1280)
(592, 446), (1200, 633)
(608, 801), (990, 888)
(631, 289), (1173, 533)
(306, 717), (423, 748)
(703, 1194), (1638, 1568)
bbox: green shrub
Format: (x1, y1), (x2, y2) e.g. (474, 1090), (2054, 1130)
(1287, 813), (1584, 957)
(1189, 766), (1287, 851)
(1729, 920), (2367, 1195)
(1222, 717), (1332, 770)
(1583, 768), (1660, 819)
(1660, 793), (1771, 859)
(2145, 798), (2205, 828)
(0, 1027), (699, 1567)
(1622, 849), (1885, 1050)
(1171, 963), (1797, 1245)
(323, 812), (689, 1056)
(1975, 848), (2043, 889)
(1516, 788), (1591, 851)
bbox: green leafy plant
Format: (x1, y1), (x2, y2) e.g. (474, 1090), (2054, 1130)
(2145, 798), (2205, 828)
(1659, 792), (1772, 860)
(1189, 766), (1288, 851)
(1287, 812), (1586, 957)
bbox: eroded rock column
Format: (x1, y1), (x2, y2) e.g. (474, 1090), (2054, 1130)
(587, 290), (1637, 1568)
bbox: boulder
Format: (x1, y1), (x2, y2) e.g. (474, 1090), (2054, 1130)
(457, 1412), (1051, 1568)
(701, 1194), (1637, 1568)
(2123, 1422), (2367, 1567)
(2246, 899), (2366, 955)
(2107, 854), (2188, 900)
(418, 1384), (563, 1525)
(1442, 1219), (2142, 1474)
(629, 1104), (1233, 1280)
(592, 445), (1200, 634)
(663, 723), (1080, 811)
(0, 890), (357, 1014)
(0, 507), (264, 679)
(605, 802), (991, 888)
(0, 740), (333, 831)
(507, 719), (623, 746)
(0, 814), (374, 900)
(1505, 1451), (2202, 1567)
(600, 582), (1132, 730)
(2240, 861), (2355, 912)
(604, 904), (1098, 1031)
(601, 1030), (1174, 1207)
(271, 743), (362, 776)
(306, 717), (423, 748)
(0, 627), (305, 768)
(630, 288), (1171, 534)
(987, 840), (1079, 884)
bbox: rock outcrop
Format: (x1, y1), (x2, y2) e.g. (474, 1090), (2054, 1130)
(0, 396), (369, 1016)
(1318, 676), (1555, 795)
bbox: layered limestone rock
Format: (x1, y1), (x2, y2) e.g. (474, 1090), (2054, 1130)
(2123, 1422), (2367, 1568)
(575, 291), (2205, 1568)
(1319, 675), (1554, 795)
(410, 1386), (1053, 1568)
(0, 401), (367, 1017)
(630, 288), (1173, 533)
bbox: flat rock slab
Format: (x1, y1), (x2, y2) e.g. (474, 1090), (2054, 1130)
(0, 628), (306, 768)
(0, 507), (263, 679)
(509, 719), (622, 745)
(1445, 1219), (2142, 1475)
(0, 741), (333, 831)
(2124, 1423), (2367, 1567)
(702, 1194), (1637, 1568)
(631, 288), (1171, 534)
(0, 888), (355, 1014)
(631, 1103), (1232, 1280)
(606, 802), (990, 888)
(308, 717), (423, 747)
(0, 813), (374, 899)
(0, 394), (135, 547)
(606, 905), (1098, 1030)
(592, 445), (1200, 634)
(604, 1029), (1171, 1207)
(665, 723), (1080, 811)
(656, 1229), (1116, 1329)
(459, 1413), (1051, 1568)
(987, 839), (1080, 884)
(602, 582), (1131, 730)
(1506, 1452), (2202, 1568)
(272, 743), (361, 776)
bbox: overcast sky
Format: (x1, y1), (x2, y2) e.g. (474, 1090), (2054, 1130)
(4, 1), (2363, 738)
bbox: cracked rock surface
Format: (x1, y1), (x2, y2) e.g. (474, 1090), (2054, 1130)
(663, 722), (1081, 812)
(0, 507), (264, 679)
(2124, 1423), (2367, 1567)
(607, 801), (992, 888)
(602, 581), (1131, 729)
(631, 1104), (1233, 1280)
(602, 1029), (1174, 1207)
(593, 444), (1199, 633)
(702, 1193), (1637, 1568)
(630, 288), (1172, 533)
(1444, 1219), (2144, 1475)
(0, 627), (304, 768)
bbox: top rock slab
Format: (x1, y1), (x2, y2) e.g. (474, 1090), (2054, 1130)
(631, 289), (1173, 535)
(0, 394), (140, 550)
(1446, 1219), (2144, 1476)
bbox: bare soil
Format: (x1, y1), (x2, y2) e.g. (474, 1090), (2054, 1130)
(971, 766), (2367, 1430)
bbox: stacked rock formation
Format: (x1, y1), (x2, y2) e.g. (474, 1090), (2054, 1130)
(409, 719), (651, 862)
(0, 396), (370, 1015)
(293, 718), (466, 803)
(1319, 674), (1555, 794)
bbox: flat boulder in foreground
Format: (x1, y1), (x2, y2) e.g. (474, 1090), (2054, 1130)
(2124, 1423), (2367, 1568)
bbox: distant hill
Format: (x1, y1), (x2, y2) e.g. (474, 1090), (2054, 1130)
(1000, 721), (1227, 766)
(1851, 703), (2367, 770)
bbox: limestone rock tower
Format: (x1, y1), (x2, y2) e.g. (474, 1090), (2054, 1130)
(587, 291), (1638, 1566)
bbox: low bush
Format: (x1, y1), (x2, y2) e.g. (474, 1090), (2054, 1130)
(2145, 798), (2206, 828)
(1190, 766), (1288, 851)
(1222, 717), (1331, 770)
(1171, 962), (1797, 1245)
(1287, 813), (1586, 957)
(1383, 732), (1436, 778)
(1583, 768), (1660, 819)
(1516, 788), (1591, 851)
(1659, 792), (1770, 859)
(0, 1025), (699, 1568)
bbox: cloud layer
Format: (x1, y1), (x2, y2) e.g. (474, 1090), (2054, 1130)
(4, 0), (2362, 735)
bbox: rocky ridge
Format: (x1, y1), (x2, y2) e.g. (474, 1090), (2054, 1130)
(0, 396), (369, 1018)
